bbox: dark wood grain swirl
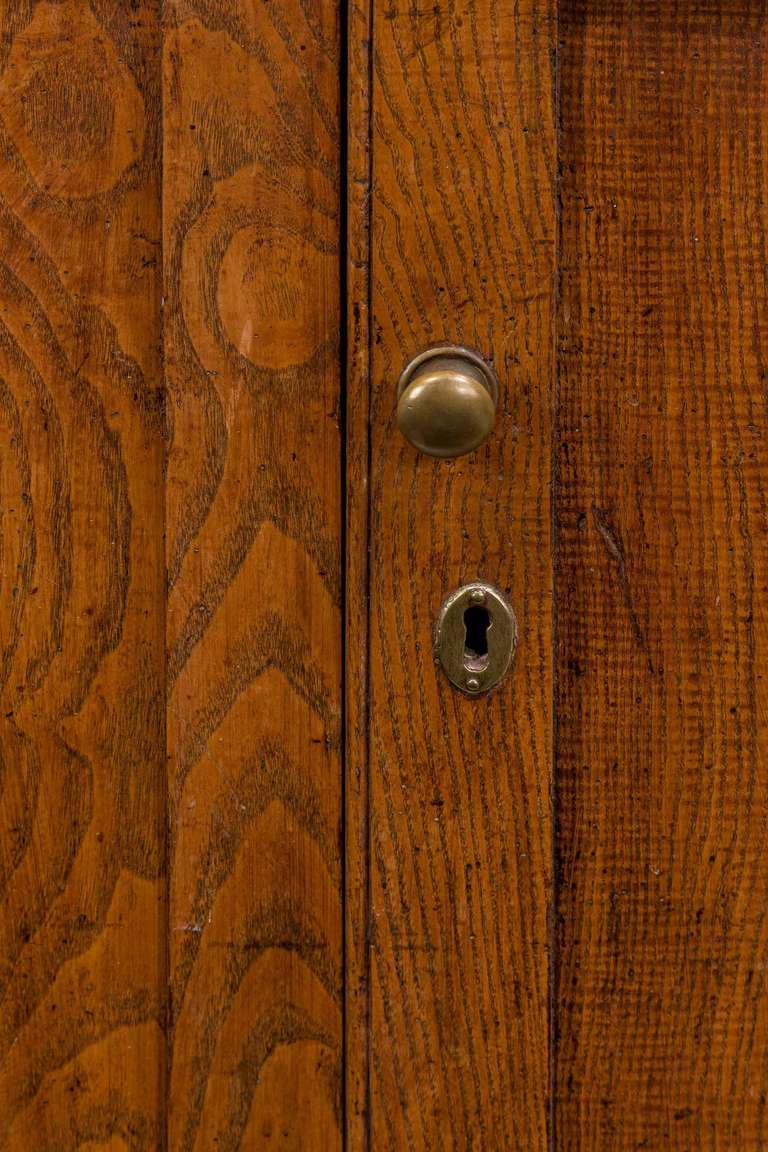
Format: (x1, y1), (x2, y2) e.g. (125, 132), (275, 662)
(163, 2), (343, 1149)
(0, 3), (165, 1148)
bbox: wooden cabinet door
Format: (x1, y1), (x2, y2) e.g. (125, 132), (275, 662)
(0, 2), (765, 1150)
(347, 0), (556, 1147)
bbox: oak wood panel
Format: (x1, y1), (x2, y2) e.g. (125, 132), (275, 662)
(0, 3), (166, 1148)
(163, 2), (343, 1149)
(556, 4), (768, 1148)
(364, 0), (557, 1145)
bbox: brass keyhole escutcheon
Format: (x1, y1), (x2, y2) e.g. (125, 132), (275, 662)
(396, 346), (499, 459)
(435, 583), (517, 695)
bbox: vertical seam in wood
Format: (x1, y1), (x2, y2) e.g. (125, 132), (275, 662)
(363, 0), (374, 1139)
(341, 0), (352, 1138)
(340, 0), (349, 1130)
(160, 4), (169, 1148)
(550, 4), (562, 1150)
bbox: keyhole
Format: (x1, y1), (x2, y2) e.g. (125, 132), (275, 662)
(463, 605), (491, 672)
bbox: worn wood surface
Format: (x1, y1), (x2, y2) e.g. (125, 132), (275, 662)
(556, 3), (768, 1148)
(0, 1), (166, 1147)
(362, 0), (557, 1145)
(6, 1), (768, 1148)
(344, 0), (373, 1143)
(163, 1), (343, 1149)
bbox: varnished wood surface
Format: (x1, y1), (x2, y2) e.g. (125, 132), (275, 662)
(556, 3), (768, 1148)
(362, 0), (557, 1146)
(0, 2), (166, 1148)
(163, 1), (343, 1149)
(6, 1), (768, 1147)
(0, 0), (344, 1147)
(344, 0), (373, 1143)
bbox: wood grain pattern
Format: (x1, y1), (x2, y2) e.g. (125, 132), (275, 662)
(0, 3), (166, 1148)
(556, 4), (768, 1148)
(10, 3), (768, 1147)
(163, 1), (343, 1149)
(362, 0), (557, 1145)
(0, 2), (165, 1142)
(344, 0), (373, 1142)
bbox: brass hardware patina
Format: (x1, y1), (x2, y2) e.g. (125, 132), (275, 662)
(435, 582), (517, 695)
(396, 345), (499, 458)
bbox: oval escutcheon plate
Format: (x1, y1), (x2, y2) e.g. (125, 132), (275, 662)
(435, 582), (517, 695)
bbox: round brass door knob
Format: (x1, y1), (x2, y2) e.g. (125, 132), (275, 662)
(396, 346), (499, 458)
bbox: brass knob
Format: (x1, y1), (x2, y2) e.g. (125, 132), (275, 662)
(396, 346), (499, 458)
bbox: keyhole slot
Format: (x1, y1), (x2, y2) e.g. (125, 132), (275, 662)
(463, 604), (492, 672)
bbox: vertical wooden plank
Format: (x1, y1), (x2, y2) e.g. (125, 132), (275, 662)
(345, 0), (373, 1143)
(363, 0), (557, 1145)
(556, 4), (768, 1148)
(0, 2), (166, 1147)
(163, 2), (343, 1148)
(0, 4), (165, 1147)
